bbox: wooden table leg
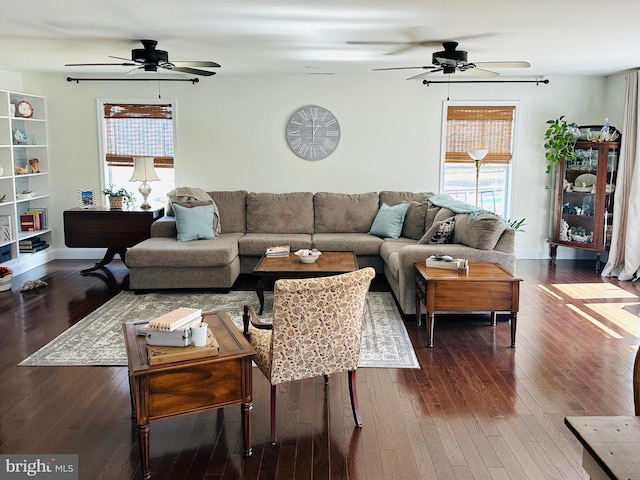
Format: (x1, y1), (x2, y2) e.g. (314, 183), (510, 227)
(241, 402), (253, 457)
(137, 423), (151, 479)
(415, 294), (422, 327)
(491, 311), (497, 326)
(510, 312), (518, 348)
(80, 247), (127, 275)
(256, 278), (266, 315)
(426, 312), (435, 348)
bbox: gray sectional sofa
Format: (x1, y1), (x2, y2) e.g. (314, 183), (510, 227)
(126, 190), (516, 315)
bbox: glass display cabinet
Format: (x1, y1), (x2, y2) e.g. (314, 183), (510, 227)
(548, 140), (619, 273)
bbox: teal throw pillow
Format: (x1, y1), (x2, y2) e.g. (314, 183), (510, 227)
(173, 203), (215, 242)
(368, 202), (411, 239)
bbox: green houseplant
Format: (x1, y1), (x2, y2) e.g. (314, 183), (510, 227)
(543, 116), (578, 179)
(102, 185), (135, 209)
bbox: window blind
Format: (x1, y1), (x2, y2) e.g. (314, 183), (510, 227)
(103, 103), (174, 168)
(445, 105), (515, 164)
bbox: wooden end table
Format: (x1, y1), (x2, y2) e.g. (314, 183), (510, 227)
(414, 262), (522, 348)
(64, 206), (164, 274)
(253, 251), (358, 314)
(123, 311), (255, 479)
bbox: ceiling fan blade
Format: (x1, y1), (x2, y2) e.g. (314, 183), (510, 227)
(65, 62), (137, 66)
(459, 67), (499, 78)
(473, 61), (531, 69)
(406, 68), (442, 80)
(169, 66), (217, 76)
(373, 66), (436, 71)
(172, 61), (221, 68)
(108, 55), (140, 63)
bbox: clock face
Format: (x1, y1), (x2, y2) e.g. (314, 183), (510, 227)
(17, 101), (33, 118)
(286, 105), (340, 160)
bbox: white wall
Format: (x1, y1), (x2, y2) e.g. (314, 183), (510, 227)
(17, 72), (617, 259)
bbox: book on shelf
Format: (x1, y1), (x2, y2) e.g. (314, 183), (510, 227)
(19, 242), (49, 253)
(425, 256), (469, 272)
(0, 215), (11, 242)
(20, 214), (37, 232)
(137, 317), (202, 347)
(19, 236), (41, 246)
(265, 245), (290, 257)
(25, 208), (48, 229)
(147, 307), (203, 332)
(146, 328), (219, 365)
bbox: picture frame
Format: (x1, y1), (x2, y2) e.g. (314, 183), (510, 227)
(77, 188), (96, 208)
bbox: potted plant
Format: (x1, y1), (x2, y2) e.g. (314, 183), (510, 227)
(102, 185), (135, 209)
(544, 116), (578, 181)
(0, 265), (12, 292)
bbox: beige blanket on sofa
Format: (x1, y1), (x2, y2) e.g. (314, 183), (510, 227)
(167, 186), (221, 234)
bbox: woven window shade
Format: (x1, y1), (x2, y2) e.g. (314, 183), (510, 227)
(104, 103), (174, 168)
(445, 105), (515, 164)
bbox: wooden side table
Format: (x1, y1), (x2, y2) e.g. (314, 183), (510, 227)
(123, 312), (255, 479)
(64, 206), (164, 274)
(414, 262), (522, 348)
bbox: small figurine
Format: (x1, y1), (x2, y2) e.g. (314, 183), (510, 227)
(14, 165), (28, 175)
(28, 158), (40, 173)
(602, 118), (610, 134)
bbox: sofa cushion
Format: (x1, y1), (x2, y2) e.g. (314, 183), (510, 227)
(173, 203), (216, 242)
(379, 191), (431, 205)
(238, 233), (313, 256)
(368, 202), (410, 239)
(314, 192), (379, 233)
(424, 202), (442, 231)
(453, 214), (507, 250)
(207, 190), (248, 233)
(126, 233), (242, 268)
(246, 192), (314, 234)
(312, 233), (383, 256)
(419, 216), (455, 244)
(401, 201), (428, 240)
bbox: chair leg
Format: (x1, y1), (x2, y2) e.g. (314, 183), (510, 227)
(324, 374), (329, 384)
(270, 384), (277, 445)
(348, 370), (362, 427)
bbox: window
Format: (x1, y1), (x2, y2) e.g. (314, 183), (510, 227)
(98, 100), (176, 206)
(440, 102), (517, 219)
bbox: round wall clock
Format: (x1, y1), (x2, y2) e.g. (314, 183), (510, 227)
(17, 100), (33, 118)
(286, 105), (341, 160)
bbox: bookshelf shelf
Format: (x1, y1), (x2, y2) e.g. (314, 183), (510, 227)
(0, 89), (52, 269)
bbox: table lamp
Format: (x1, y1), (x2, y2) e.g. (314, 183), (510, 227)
(130, 156), (160, 209)
(468, 149), (488, 206)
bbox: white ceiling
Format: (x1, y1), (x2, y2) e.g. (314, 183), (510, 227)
(1, 0), (638, 80)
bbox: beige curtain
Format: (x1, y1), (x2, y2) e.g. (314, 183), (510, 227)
(601, 69), (640, 280)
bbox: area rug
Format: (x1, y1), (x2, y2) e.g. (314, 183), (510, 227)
(19, 291), (419, 369)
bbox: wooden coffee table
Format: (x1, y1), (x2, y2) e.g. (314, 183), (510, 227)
(414, 262), (522, 348)
(123, 311), (255, 479)
(253, 251), (358, 314)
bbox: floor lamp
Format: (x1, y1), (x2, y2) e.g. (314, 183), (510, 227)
(468, 149), (488, 206)
(130, 157), (160, 209)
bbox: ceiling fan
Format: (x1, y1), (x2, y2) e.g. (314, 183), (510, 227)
(65, 39), (221, 76)
(373, 41), (530, 79)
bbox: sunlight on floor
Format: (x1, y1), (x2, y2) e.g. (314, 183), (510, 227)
(566, 304), (624, 339)
(584, 303), (640, 337)
(552, 283), (638, 299)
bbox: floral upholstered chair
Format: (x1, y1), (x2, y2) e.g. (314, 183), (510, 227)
(242, 267), (375, 444)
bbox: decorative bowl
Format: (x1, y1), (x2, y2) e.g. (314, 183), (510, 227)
(294, 249), (322, 263)
(16, 191), (35, 199)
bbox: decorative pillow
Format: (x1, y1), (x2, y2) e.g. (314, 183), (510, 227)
(173, 203), (215, 242)
(453, 214), (507, 250)
(418, 216), (455, 244)
(401, 201), (428, 240)
(166, 187), (221, 234)
(368, 202), (410, 239)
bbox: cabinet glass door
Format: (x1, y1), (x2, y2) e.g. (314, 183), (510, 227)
(604, 145), (618, 246)
(561, 147), (598, 245)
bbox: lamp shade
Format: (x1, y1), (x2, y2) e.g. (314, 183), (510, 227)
(130, 157), (160, 182)
(468, 149), (489, 161)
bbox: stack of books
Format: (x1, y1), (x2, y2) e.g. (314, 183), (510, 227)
(265, 245), (290, 257)
(19, 236), (49, 253)
(136, 307), (220, 365)
(426, 255), (469, 272)
(20, 208), (48, 231)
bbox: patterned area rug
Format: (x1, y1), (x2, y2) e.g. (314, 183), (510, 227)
(19, 291), (419, 369)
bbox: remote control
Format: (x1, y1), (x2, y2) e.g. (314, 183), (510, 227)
(433, 255), (454, 262)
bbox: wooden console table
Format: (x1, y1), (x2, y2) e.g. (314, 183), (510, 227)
(64, 206), (164, 274)
(124, 312), (255, 479)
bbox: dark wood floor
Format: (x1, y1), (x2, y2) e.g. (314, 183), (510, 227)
(1, 259), (639, 479)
